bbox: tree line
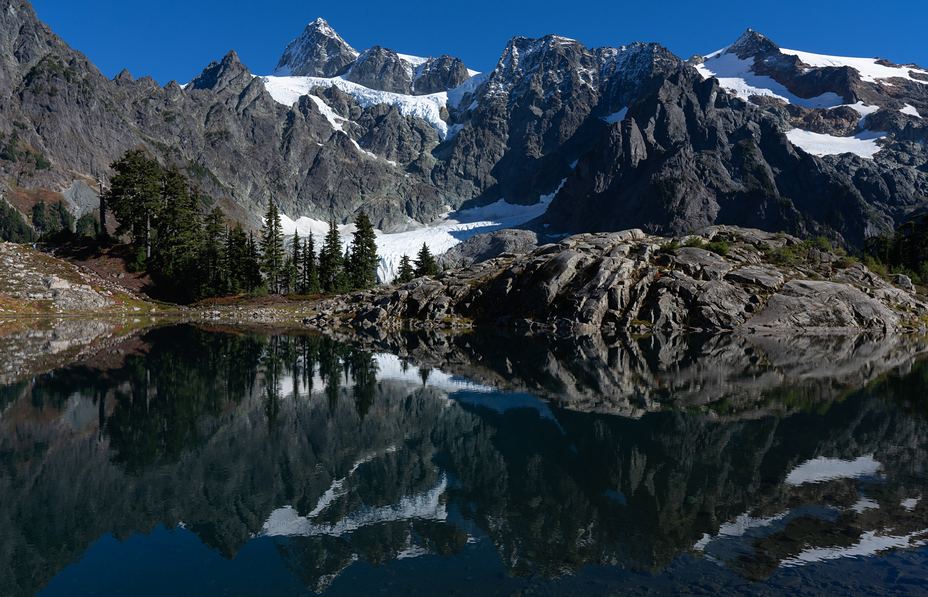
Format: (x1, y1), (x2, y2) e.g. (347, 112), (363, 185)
(102, 149), (441, 303)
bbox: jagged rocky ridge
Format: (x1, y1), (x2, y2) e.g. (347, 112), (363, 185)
(311, 226), (928, 334)
(1, 1), (927, 244)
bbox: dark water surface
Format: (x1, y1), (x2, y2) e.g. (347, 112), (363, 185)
(2, 324), (927, 595)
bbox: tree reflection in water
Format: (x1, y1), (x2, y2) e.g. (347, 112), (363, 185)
(0, 324), (926, 595)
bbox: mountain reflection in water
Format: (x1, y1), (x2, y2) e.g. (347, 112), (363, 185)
(0, 324), (926, 595)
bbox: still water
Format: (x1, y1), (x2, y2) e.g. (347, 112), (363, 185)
(1, 324), (927, 595)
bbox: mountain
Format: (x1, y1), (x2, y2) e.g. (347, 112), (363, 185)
(1, 1), (927, 255)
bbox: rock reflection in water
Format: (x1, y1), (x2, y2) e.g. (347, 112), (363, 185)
(0, 324), (926, 595)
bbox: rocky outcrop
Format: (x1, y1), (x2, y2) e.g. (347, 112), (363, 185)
(315, 227), (928, 335)
(440, 228), (538, 268)
(0, 242), (154, 313)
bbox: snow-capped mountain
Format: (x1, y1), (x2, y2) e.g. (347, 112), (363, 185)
(274, 17), (358, 77)
(1, 0), (927, 260)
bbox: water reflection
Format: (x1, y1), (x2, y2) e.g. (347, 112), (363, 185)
(0, 325), (926, 595)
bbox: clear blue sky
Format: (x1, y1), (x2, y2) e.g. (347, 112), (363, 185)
(31, 0), (928, 84)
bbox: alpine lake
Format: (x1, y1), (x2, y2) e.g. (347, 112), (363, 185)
(2, 321), (928, 596)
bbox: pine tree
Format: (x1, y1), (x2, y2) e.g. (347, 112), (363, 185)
(202, 207), (226, 296)
(291, 230), (303, 293)
(224, 224), (249, 294)
(414, 243), (439, 277)
(303, 233), (320, 293)
(349, 211), (379, 290)
(338, 246), (352, 292)
(104, 150), (162, 266)
(148, 167), (204, 302)
(397, 254), (415, 283)
(319, 220), (343, 293)
(245, 232), (263, 292)
(260, 200), (284, 293)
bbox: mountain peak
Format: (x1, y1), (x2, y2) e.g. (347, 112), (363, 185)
(728, 28), (779, 58)
(189, 50), (250, 91)
(274, 17), (358, 77)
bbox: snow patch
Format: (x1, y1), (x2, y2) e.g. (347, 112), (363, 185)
(850, 497), (880, 513)
(696, 52), (845, 108)
(779, 48), (928, 85)
(786, 129), (887, 159)
(602, 107), (628, 124)
(261, 75), (450, 138)
(902, 497), (921, 511)
(901, 104), (922, 118)
(785, 455), (882, 486)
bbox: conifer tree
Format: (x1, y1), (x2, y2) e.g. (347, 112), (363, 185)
(260, 200), (284, 293)
(224, 224), (249, 294)
(319, 220), (343, 293)
(149, 167), (204, 302)
(337, 246), (352, 292)
(291, 230), (303, 293)
(104, 149), (162, 266)
(245, 232), (263, 292)
(397, 254), (415, 283)
(202, 207), (226, 296)
(349, 211), (379, 289)
(414, 243), (439, 277)
(303, 233), (320, 293)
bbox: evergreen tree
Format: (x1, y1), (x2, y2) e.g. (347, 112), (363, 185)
(319, 220), (343, 293)
(259, 200), (284, 293)
(414, 243), (439, 277)
(104, 150), (162, 266)
(397, 255), (415, 283)
(224, 224), (249, 294)
(245, 232), (263, 292)
(291, 230), (303, 293)
(349, 211), (379, 289)
(202, 207), (226, 296)
(337, 246), (352, 292)
(148, 167), (204, 302)
(303, 232), (320, 293)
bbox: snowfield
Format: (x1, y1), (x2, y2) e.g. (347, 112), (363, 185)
(695, 52), (845, 108)
(261, 74), (451, 138)
(786, 129), (886, 159)
(779, 48), (928, 85)
(277, 184), (558, 283)
(260, 72), (486, 140)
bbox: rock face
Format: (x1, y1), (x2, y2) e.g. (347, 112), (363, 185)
(1, 2), (928, 244)
(440, 229), (538, 268)
(320, 227), (927, 335)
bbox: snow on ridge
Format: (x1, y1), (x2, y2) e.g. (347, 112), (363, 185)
(260, 75), (451, 138)
(779, 48), (928, 85)
(785, 455), (882, 486)
(695, 53), (844, 109)
(396, 53), (429, 67)
(786, 129), (887, 159)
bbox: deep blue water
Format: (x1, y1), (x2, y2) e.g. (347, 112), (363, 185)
(2, 325), (927, 596)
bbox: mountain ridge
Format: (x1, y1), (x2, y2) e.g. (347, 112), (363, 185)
(1, 0), (926, 256)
